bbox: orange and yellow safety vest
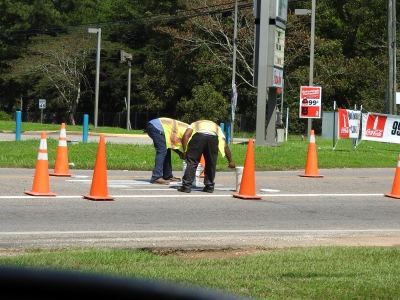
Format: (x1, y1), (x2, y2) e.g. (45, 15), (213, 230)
(160, 118), (189, 149)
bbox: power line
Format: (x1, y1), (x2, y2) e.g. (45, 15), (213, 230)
(0, 1), (253, 37)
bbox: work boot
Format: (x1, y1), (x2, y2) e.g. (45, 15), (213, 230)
(202, 186), (214, 193)
(177, 186), (191, 193)
(166, 177), (181, 182)
(152, 178), (170, 185)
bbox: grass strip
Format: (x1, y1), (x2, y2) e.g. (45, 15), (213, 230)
(2, 120), (400, 171)
(0, 246), (399, 299)
(0, 135), (399, 171)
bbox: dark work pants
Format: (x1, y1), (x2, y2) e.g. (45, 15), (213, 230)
(146, 122), (173, 183)
(182, 133), (218, 190)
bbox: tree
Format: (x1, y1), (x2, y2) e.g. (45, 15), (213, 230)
(0, 0), (395, 133)
(284, 0), (390, 133)
(5, 30), (103, 125)
(176, 82), (230, 123)
(162, 0), (393, 133)
(160, 0), (254, 88)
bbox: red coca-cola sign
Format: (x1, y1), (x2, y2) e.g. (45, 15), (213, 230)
(365, 114), (387, 138)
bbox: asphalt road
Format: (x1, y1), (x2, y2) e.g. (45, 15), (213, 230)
(1, 167), (400, 250)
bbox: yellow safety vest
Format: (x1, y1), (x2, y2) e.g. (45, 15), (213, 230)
(189, 120), (226, 156)
(159, 118), (188, 149)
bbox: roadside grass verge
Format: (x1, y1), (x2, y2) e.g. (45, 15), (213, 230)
(0, 120), (144, 134)
(0, 133), (399, 170)
(1, 119), (400, 170)
(0, 246), (399, 299)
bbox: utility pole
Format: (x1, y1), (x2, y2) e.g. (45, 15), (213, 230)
(308, 0), (316, 137)
(118, 50), (133, 130)
(388, 0), (397, 115)
(230, 0), (238, 145)
(85, 28), (101, 129)
(126, 60), (132, 130)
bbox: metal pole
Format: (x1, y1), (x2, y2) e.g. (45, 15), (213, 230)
(94, 28), (101, 129)
(255, 0), (269, 145)
(388, 0), (392, 114)
(83, 114), (89, 143)
(393, 0), (397, 115)
(285, 108), (289, 141)
(307, 0), (316, 138)
(230, 0), (238, 144)
(280, 79), (284, 117)
(332, 101), (336, 150)
(15, 111), (21, 141)
(127, 61), (132, 130)
(266, 88), (277, 145)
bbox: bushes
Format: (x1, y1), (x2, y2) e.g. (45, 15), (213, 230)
(176, 83), (230, 124)
(0, 111), (11, 121)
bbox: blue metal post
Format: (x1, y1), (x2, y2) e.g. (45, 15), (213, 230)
(225, 122), (231, 144)
(83, 114), (89, 143)
(220, 122), (225, 133)
(15, 111), (21, 141)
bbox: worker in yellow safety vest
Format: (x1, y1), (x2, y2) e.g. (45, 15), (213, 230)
(146, 117), (188, 185)
(178, 120), (235, 193)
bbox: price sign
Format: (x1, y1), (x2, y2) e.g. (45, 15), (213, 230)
(361, 113), (400, 144)
(299, 86), (322, 118)
(274, 27), (285, 69)
(39, 99), (46, 109)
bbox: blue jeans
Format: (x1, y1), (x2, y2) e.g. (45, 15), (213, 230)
(146, 122), (173, 183)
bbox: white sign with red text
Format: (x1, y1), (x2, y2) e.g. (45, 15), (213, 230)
(272, 67), (283, 88)
(361, 112), (400, 144)
(299, 86), (322, 118)
(338, 109), (361, 139)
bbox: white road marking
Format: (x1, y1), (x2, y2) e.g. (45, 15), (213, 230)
(67, 179), (182, 186)
(0, 193), (385, 199)
(0, 229), (399, 235)
(1, 194), (234, 199)
(67, 179), (92, 182)
(260, 189), (280, 193)
(109, 185), (132, 188)
(121, 188), (234, 191)
(269, 194), (384, 197)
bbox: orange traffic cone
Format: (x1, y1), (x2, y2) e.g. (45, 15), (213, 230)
(385, 153), (400, 199)
(299, 130), (323, 178)
(25, 132), (57, 196)
(199, 154), (205, 178)
(50, 123), (73, 177)
(83, 136), (114, 201)
(232, 139), (262, 199)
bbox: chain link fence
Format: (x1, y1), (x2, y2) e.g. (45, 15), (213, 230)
(18, 111), (258, 132)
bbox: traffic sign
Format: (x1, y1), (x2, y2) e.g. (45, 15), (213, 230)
(39, 99), (46, 109)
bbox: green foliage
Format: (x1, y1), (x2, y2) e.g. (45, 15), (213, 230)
(283, 0), (390, 134)
(0, 111), (11, 121)
(176, 82), (230, 124)
(137, 57), (177, 111)
(0, 0), (396, 134)
(5, 31), (93, 124)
